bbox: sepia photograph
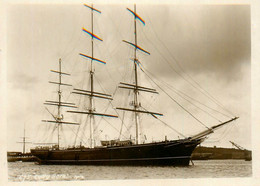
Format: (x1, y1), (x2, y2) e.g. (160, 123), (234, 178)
(1, 0), (259, 185)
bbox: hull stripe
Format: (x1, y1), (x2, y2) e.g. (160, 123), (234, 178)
(43, 156), (191, 162)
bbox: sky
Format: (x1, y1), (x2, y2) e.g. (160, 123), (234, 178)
(3, 1), (252, 152)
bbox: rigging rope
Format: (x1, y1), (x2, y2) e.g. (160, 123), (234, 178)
(63, 124), (88, 147)
(140, 105), (186, 138)
(141, 65), (210, 130)
(156, 117), (187, 138)
(152, 76), (224, 122)
(102, 117), (129, 139)
(141, 11), (235, 118)
(78, 114), (90, 146)
(160, 80), (231, 119)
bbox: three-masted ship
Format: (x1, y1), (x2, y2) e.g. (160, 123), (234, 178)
(31, 4), (238, 166)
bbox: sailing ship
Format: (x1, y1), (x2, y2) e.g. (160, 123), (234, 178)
(31, 4), (238, 166)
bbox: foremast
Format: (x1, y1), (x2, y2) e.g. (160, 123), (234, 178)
(116, 5), (163, 144)
(67, 4), (118, 148)
(133, 5), (139, 145)
(116, 5), (239, 145)
(43, 58), (79, 150)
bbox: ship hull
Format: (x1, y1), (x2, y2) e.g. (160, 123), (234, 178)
(31, 139), (201, 166)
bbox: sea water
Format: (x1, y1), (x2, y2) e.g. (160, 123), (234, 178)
(7, 160), (252, 181)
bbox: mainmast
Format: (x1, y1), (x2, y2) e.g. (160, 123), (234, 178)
(43, 58), (79, 150)
(116, 4), (163, 144)
(89, 3), (94, 148)
(68, 4), (118, 148)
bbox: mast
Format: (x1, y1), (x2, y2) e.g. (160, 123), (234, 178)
(116, 5), (162, 145)
(89, 3), (94, 148)
(133, 4), (139, 144)
(23, 126), (26, 153)
(43, 59), (79, 150)
(68, 4), (118, 148)
(17, 123), (31, 154)
(57, 58), (62, 149)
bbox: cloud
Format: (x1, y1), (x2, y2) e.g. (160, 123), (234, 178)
(138, 5), (250, 84)
(8, 72), (40, 90)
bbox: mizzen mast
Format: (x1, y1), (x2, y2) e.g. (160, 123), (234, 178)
(43, 58), (79, 150)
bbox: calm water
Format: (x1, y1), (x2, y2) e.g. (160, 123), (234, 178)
(8, 160), (252, 181)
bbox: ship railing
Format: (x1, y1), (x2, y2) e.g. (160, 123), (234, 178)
(32, 145), (53, 150)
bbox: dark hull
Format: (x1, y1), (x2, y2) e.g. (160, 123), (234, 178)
(31, 139), (201, 166)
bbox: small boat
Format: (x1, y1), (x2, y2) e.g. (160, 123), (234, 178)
(7, 152), (35, 162)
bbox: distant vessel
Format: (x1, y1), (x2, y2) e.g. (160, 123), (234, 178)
(7, 152), (35, 162)
(8, 125), (35, 162)
(31, 4), (238, 166)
